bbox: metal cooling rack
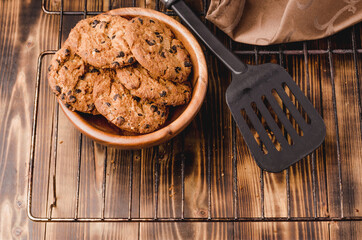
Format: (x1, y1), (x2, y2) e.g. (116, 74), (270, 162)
(28, 0), (362, 222)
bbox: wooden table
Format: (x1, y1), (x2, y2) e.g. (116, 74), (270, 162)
(1, 0), (361, 239)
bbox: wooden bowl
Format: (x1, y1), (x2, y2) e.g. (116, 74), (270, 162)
(59, 7), (208, 149)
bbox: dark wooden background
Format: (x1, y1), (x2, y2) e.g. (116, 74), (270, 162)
(0, 0), (362, 239)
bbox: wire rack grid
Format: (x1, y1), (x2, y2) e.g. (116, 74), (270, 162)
(28, 0), (362, 223)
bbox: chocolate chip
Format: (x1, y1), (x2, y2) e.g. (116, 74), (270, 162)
(150, 105), (158, 112)
(48, 65), (52, 71)
(69, 95), (76, 103)
(138, 113), (143, 116)
(56, 59), (61, 64)
(138, 18), (143, 24)
(175, 67), (181, 73)
(101, 40), (105, 44)
(64, 66), (68, 70)
(112, 61), (120, 67)
(94, 48), (100, 53)
(160, 52), (166, 58)
(75, 89), (82, 93)
(157, 35), (163, 42)
(117, 51), (125, 58)
(105, 102), (111, 107)
(113, 94), (120, 101)
(111, 35), (116, 39)
(100, 21), (108, 28)
(145, 124), (150, 129)
(184, 61), (192, 67)
(183, 90), (189, 93)
(116, 116), (125, 125)
(154, 32), (160, 35)
(91, 20), (99, 28)
(146, 39), (156, 46)
(60, 93), (65, 100)
(90, 68), (100, 73)
(169, 45), (177, 53)
(65, 103), (71, 109)
(64, 48), (70, 56)
(67, 90), (72, 95)
(55, 85), (61, 94)
(160, 91), (167, 97)
(128, 57), (134, 63)
(150, 19), (155, 23)
(132, 20), (135, 23)
(87, 103), (95, 110)
(79, 75), (85, 80)
(157, 111), (160, 115)
(133, 96), (141, 102)
(161, 112), (165, 117)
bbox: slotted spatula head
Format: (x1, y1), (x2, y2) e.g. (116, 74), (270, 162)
(226, 64), (326, 172)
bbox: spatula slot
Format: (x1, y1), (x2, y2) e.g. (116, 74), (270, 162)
(262, 96), (294, 146)
(240, 108), (268, 154)
(251, 102), (282, 151)
(271, 89), (304, 137)
(282, 83), (311, 125)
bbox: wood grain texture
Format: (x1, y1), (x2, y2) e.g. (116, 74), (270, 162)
(235, 222), (329, 239)
(333, 54), (362, 217)
(0, 0), (362, 239)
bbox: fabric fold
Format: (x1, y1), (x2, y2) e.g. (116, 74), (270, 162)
(206, 0), (362, 45)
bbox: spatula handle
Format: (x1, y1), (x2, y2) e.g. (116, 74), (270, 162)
(161, 0), (247, 75)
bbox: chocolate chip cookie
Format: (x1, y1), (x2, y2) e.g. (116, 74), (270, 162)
(66, 14), (135, 69)
(116, 64), (192, 106)
(93, 70), (168, 134)
(124, 16), (192, 83)
(48, 45), (99, 114)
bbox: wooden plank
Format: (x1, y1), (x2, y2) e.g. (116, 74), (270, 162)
(235, 222), (329, 239)
(183, 116), (208, 218)
(31, 10), (61, 221)
(46, 223), (139, 239)
(330, 221), (362, 240)
(78, 140), (106, 218)
(320, 52), (342, 218)
(139, 146), (159, 218)
(285, 53), (328, 218)
(140, 223), (233, 239)
(157, 140), (182, 219)
(307, 54), (329, 218)
(207, 28), (234, 219)
(104, 148), (137, 218)
(333, 54), (362, 217)
(235, 55), (262, 218)
(0, 0), (57, 239)
(260, 55), (288, 218)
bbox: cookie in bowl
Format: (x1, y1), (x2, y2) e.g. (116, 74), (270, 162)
(66, 14), (136, 69)
(92, 69), (169, 134)
(124, 16), (192, 83)
(48, 45), (99, 115)
(116, 64), (192, 106)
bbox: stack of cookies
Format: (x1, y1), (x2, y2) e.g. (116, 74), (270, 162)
(48, 15), (193, 134)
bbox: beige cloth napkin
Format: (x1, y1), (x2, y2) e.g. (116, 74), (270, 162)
(206, 0), (362, 45)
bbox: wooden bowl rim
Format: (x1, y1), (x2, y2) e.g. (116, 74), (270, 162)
(59, 7), (208, 149)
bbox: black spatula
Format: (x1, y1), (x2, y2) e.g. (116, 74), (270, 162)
(161, 0), (326, 172)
